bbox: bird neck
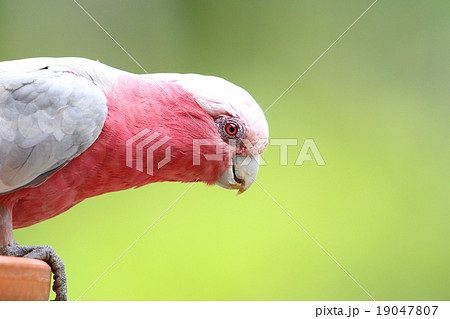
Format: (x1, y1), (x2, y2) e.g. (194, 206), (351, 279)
(84, 74), (231, 193)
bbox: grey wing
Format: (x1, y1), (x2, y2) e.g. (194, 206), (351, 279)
(0, 68), (107, 194)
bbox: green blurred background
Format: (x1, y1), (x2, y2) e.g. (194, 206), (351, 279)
(2, 0), (449, 300)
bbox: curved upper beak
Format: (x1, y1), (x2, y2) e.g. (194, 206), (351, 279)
(215, 154), (260, 195)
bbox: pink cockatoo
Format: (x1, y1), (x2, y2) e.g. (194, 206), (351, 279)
(0, 57), (269, 300)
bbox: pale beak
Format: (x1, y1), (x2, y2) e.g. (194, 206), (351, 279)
(215, 154), (260, 195)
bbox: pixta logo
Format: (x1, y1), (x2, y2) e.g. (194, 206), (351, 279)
(126, 129), (171, 175)
(126, 129), (325, 176)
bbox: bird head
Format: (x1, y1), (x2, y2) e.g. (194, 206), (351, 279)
(175, 74), (269, 194)
(112, 72), (268, 194)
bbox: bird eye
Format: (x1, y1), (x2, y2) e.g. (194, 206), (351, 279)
(215, 116), (246, 142)
(225, 123), (238, 136)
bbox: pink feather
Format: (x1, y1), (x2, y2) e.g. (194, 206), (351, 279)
(1, 74), (231, 228)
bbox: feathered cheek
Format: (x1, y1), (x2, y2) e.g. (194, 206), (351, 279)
(237, 136), (268, 156)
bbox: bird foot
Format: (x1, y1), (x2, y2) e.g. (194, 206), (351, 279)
(0, 243), (67, 301)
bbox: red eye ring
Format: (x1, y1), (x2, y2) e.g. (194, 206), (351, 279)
(215, 116), (246, 141)
(225, 123), (238, 135)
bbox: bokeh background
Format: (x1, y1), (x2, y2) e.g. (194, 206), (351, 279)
(1, 0), (449, 300)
